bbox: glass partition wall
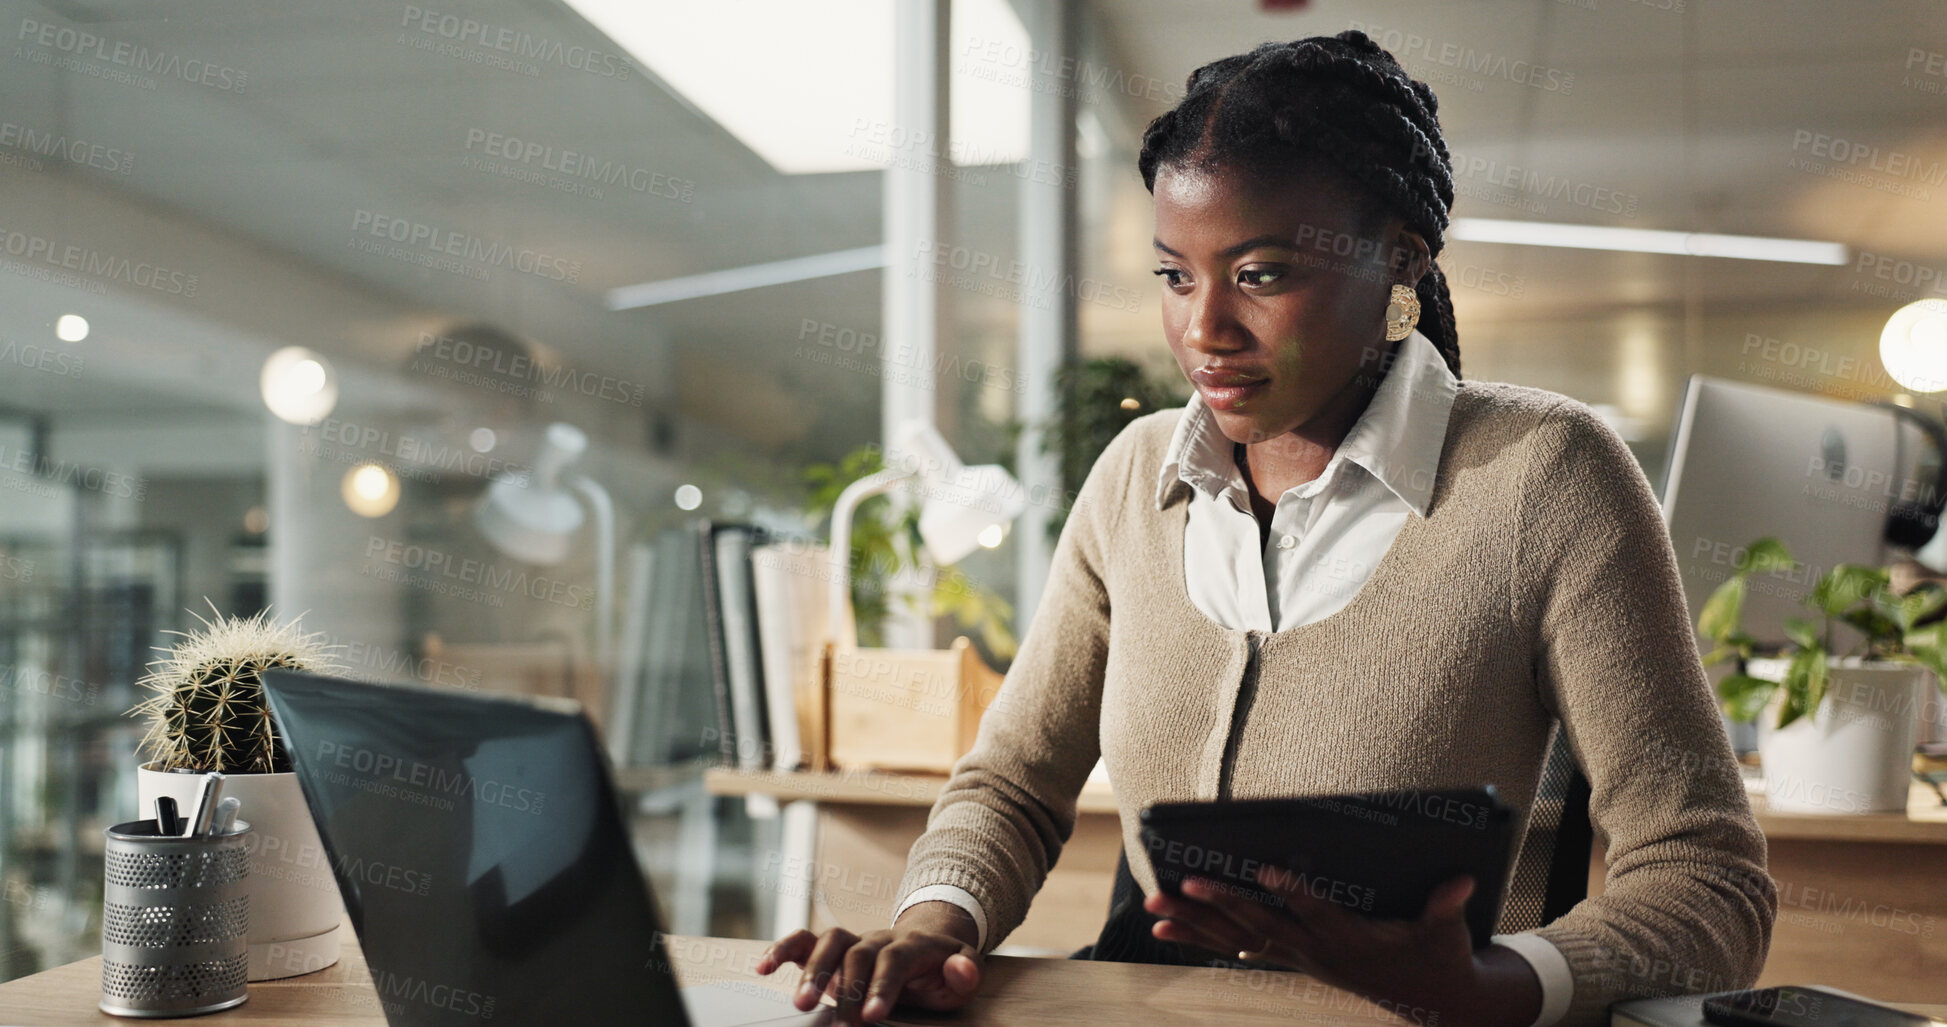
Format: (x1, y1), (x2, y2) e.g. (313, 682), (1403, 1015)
(0, 0), (1085, 976)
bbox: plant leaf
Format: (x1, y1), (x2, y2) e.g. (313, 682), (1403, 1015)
(1774, 649), (1816, 730)
(1716, 674), (1777, 723)
(1802, 648), (1828, 717)
(1775, 694), (1805, 730)
(931, 568), (1018, 663)
(1904, 641), (1947, 684)
(1871, 584), (1907, 630)
(1840, 608), (1900, 643)
(1900, 586), (1947, 633)
(1737, 538), (1794, 575)
(1814, 564), (1888, 618)
(1782, 618), (1819, 650)
(1697, 576), (1748, 642)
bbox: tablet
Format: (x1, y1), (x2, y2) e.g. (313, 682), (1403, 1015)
(1138, 786), (1515, 950)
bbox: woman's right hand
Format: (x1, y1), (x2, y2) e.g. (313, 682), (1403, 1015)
(755, 901), (983, 1025)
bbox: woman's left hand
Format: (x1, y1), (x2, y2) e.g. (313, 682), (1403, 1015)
(1144, 867), (1535, 1027)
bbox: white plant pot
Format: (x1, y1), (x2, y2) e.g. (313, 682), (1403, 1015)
(1746, 658), (1927, 814)
(138, 764), (343, 980)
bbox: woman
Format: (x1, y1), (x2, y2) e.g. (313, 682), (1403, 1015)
(759, 31), (1774, 1027)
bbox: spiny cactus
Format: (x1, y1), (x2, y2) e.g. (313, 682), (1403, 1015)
(132, 604), (340, 774)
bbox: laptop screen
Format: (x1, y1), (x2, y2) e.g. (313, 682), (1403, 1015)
(263, 670), (689, 1027)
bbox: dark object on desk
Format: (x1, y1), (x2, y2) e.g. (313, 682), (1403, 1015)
(152, 795), (180, 836)
(1138, 786), (1515, 949)
(99, 816), (252, 1018)
(1613, 986), (1938, 1027)
(1077, 724), (1593, 966)
(1613, 994), (1721, 1027)
(1703, 986), (1936, 1027)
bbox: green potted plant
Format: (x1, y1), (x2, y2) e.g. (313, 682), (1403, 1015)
(1699, 538), (1944, 813)
(131, 605), (345, 980)
(1016, 356), (1187, 539)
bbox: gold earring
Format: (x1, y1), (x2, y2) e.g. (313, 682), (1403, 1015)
(1384, 284), (1420, 342)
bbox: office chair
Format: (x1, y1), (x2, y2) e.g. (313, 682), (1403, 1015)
(1499, 720), (1595, 932)
(1072, 721), (1595, 963)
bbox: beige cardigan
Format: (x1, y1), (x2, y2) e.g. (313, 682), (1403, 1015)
(898, 381), (1775, 1025)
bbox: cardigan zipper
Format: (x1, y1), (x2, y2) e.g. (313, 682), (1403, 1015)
(1216, 631), (1263, 799)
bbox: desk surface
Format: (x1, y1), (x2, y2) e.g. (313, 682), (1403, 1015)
(708, 769), (1947, 844)
(0, 925), (1368, 1025)
(5, 925), (1946, 1025)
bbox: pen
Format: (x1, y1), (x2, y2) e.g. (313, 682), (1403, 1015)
(209, 797), (242, 837)
(154, 796), (181, 836)
(184, 773), (225, 838)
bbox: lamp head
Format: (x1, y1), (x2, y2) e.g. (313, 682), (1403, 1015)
(917, 464), (1027, 564)
(888, 420), (1027, 565)
(472, 422), (588, 566)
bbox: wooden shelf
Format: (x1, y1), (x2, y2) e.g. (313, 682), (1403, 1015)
(1748, 781), (1947, 845)
(710, 770), (1947, 844)
(704, 767), (1121, 815)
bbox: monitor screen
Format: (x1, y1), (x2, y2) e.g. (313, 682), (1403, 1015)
(1661, 376), (1930, 651)
(262, 670), (688, 1027)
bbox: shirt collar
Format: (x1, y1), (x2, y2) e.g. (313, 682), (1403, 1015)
(1154, 329), (1457, 516)
(1155, 395), (1244, 508)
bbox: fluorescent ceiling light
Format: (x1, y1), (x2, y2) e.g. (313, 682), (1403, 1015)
(1449, 218), (1848, 266)
(606, 246), (887, 310)
(563, 0), (1029, 174)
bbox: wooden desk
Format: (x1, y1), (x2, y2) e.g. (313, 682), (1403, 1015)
(0, 924), (1463, 1025)
(1711, 782), (1947, 1001)
(713, 770), (1947, 997)
(6, 923), (1946, 1024)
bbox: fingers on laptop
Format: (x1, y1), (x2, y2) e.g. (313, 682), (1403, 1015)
(791, 928), (860, 1011)
(834, 937), (886, 1022)
(862, 938), (978, 1019)
(756, 929), (818, 975)
(759, 926), (979, 1024)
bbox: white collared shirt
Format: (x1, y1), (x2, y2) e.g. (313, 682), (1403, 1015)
(896, 330), (1571, 1027)
(1156, 329), (1455, 632)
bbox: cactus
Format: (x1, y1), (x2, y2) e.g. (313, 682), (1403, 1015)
(132, 605), (340, 774)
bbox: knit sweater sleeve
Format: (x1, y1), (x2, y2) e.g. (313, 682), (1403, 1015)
(894, 418), (1141, 951)
(1516, 399), (1777, 1025)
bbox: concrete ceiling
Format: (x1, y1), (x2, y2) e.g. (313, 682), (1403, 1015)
(2, 0), (1942, 482)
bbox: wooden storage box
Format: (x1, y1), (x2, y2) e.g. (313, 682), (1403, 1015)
(822, 637), (1003, 773)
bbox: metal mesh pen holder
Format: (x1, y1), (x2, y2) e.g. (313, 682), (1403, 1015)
(99, 818), (252, 1018)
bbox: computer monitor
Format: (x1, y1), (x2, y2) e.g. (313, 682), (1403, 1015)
(1661, 375), (1930, 649)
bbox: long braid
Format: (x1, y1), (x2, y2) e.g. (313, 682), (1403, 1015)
(1139, 30), (1462, 378)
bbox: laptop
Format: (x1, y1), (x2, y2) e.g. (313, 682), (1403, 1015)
(262, 669), (832, 1027)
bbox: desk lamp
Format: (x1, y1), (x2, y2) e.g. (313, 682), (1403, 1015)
(825, 420), (1027, 649)
(473, 422), (617, 688)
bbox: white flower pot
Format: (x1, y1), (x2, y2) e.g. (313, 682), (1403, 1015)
(138, 765), (343, 980)
(1746, 658), (1927, 814)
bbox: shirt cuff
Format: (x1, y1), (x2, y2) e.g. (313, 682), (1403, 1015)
(1491, 932), (1573, 1027)
(893, 884), (988, 951)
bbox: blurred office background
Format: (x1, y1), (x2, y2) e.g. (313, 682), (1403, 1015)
(3, 0), (1945, 979)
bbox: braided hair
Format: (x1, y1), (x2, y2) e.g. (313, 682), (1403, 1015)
(1138, 31), (1461, 378)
